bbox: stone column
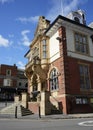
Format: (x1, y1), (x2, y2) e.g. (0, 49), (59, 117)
(40, 91), (51, 115)
(37, 76), (44, 92)
(21, 92), (27, 108)
(37, 80), (41, 92)
(14, 95), (19, 103)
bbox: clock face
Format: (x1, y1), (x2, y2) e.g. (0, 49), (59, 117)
(74, 17), (80, 23)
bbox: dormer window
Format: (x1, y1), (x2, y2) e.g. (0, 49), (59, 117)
(74, 17), (80, 23)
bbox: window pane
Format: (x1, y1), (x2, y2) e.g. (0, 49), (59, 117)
(75, 33), (88, 54)
(75, 34), (79, 41)
(43, 52), (46, 58)
(82, 98), (88, 104)
(79, 65), (90, 89)
(83, 36), (86, 43)
(76, 98), (82, 104)
(80, 65), (83, 75)
(50, 69), (59, 91)
(43, 46), (46, 51)
(6, 70), (11, 76)
(79, 35), (82, 43)
(84, 66), (88, 75)
(42, 39), (47, 58)
(3, 79), (12, 86)
(85, 77), (90, 89)
(42, 39), (46, 45)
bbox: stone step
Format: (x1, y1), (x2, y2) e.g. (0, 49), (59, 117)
(0, 102), (34, 117)
(0, 102), (21, 116)
(20, 105), (33, 116)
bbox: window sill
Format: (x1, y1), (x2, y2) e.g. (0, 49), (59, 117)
(80, 88), (93, 92)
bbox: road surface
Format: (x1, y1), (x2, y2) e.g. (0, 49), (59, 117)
(0, 118), (93, 130)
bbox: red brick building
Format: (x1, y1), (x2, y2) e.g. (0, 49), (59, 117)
(25, 10), (93, 114)
(0, 64), (27, 101)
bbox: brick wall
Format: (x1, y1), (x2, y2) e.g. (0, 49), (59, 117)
(58, 26), (70, 94)
(28, 102), (39, 114)
(0, 64), (17, 76)
(0, 64), (18, 87)
(48, 26), (69, 114)
(68, 57), (93, 94)
(48, 26), (93, 114)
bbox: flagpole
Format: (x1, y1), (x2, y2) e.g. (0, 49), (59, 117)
(61, 0), (64, 16)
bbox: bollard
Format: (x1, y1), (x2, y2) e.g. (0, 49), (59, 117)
(38, 106), (41, 118)
(5, 100), (7, 106)
(15, 106), (17, 118)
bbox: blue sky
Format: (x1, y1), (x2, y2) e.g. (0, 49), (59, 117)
(0, 0), (93, 69)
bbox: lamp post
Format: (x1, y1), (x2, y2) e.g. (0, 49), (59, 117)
(0, 88), (1, 101)
(15, 87), (18, 118)
(5, 92), (7, 106)
(16, 88), (18, 95)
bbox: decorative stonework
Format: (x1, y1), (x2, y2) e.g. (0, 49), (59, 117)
(34, 16), (50, 37)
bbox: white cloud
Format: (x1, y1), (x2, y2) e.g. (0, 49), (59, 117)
(0, 35), (11, 47)
(21, 30), (31, 46)
(46, 0), (88, 21)
(17, 61), (25, 69)
(16, 16), (39, 24)
(0, 0), (14, 4)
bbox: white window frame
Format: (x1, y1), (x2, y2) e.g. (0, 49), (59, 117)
(3, 79), (12, 86)
(74, 32), (89, 54)
(6, 69), (11, 76)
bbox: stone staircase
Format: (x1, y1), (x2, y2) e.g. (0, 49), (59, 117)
(51, 104), (62, 114)
(0, 102), (21, 117)
(0, 102), (33, 117)
(20, 105), (33, 116)
(50, 96), (62, 114)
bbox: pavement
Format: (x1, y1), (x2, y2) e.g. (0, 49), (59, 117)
(43, 113), (93, 119)
(21, 113), (93, 120)
(0, 113), (93, 120)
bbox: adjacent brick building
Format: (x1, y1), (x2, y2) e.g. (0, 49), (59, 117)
(0, 64), (27, 101)
(25, 10), (93, 114)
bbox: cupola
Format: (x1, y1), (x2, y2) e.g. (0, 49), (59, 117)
(67, 9), (86, 25)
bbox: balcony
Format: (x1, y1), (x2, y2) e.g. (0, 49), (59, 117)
(25, 56), (41, 71)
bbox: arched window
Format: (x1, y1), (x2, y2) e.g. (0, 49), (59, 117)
(50, 68), (59, 91)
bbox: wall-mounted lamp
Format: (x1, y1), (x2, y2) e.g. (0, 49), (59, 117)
(56, 37), (62, 42)
(56, 37), (66, 42)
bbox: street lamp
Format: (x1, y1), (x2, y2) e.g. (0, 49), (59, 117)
(16, 88), (18, 95)
(0, 88), (1, 101)
(5, 92), (7, 106)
